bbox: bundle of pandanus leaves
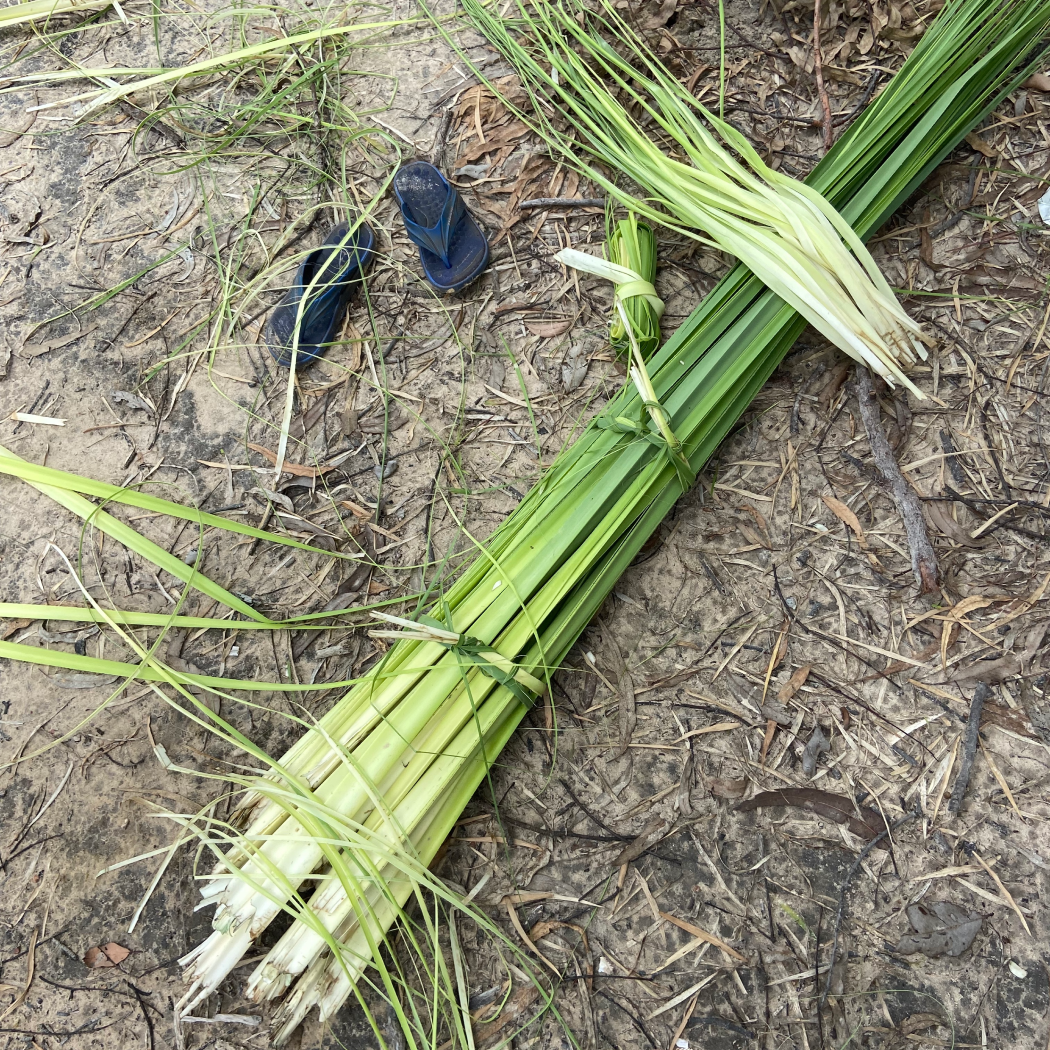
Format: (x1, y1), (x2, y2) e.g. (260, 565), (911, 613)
(0, 1), (1047, 1047)
(177, 0), (1050, 1040)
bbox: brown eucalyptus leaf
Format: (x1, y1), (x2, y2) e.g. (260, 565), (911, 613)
(822, 495), (883, 569)
(524, 319), (572, 338)
(953, 623), (1047, 684)
(924, 501), (986, 548)
(965, 132), (999, 159)
(83, 942), (130, 968)
(735, 788), (887, 841)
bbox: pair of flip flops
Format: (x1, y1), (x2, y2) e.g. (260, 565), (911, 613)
(267, 162), (488, 369)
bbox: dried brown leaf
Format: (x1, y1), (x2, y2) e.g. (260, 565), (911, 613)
(709, 777), (748, 800)
(924, 501), (986, 548)
(248, 443), (332, 478)
(658, 911), (746, 961)
(777, 664), (811, 702)
(524, 319), (573, 338)
(964, 132), (999, 159)
(952, 623), (1047, 685)
(455, 121), (530, 166)
(22, 324), (99, 358)
(822, 495), (883, 569)
(1, 618), (31, 640)
(947, 596), (993, 621)
(736, 788), (887, 841)
(83, 942), (130, 969)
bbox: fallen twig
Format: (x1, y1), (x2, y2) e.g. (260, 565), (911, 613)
(855, 365), (939, 593)
(429, 105), (454, 171)
(947, 682), (989, 816)
(519, 197), (604, 209)
(813, 0), (834, 152)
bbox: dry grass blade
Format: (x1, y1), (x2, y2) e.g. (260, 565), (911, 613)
(0, 0), (110, 28)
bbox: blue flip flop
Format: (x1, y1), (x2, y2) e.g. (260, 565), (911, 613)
(393, 161), (489, 293)
(266, 221), (375, 370)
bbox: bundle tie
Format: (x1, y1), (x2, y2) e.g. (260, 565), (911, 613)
(610, 299), (696, 492)
(597, 396), (695, 493)
(613, 277), (664, 316)
(369, 613), (543, 708)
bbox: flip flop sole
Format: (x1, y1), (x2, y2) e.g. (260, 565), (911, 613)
(418, 211), (489, 293)
(267, 222), (375, 369)
(393, 160), (489, 293)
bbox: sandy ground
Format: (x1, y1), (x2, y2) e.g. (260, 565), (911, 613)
(2, 0), (1050, 1048)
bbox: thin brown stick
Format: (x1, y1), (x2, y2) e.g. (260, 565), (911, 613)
(519, 197), (605, 209)
(855, 365), (939, 593)
(948, 681), (989, 817)
(813, 0), (834, 153)
(429, 104), (454, 171)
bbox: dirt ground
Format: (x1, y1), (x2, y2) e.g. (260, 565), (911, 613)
(2, 0), (1050, 1048)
